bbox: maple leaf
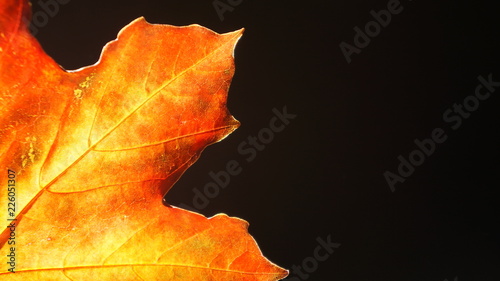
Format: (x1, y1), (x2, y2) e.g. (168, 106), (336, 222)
(0, 0), (288, 280)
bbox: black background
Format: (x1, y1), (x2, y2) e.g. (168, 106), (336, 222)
(31, 0), (499, 280)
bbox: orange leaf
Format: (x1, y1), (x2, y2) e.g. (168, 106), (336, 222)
(0, 0), (288, 279)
